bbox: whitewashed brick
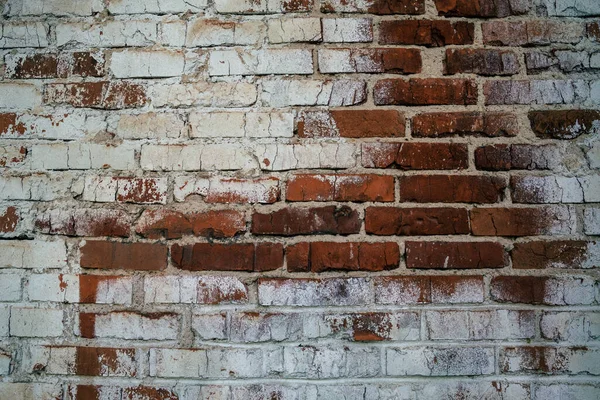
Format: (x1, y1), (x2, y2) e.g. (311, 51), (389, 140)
(387, 347), (495, 376)
(0, 240), (67, 269)
(257, 143), (357, 170)
(144, 276), (198, 303)
(259, 278), (371, 306)
(268, 18), (322, 43)
(534, 384), (600, 400)
(0, 174), (73, 201)
(0, 307), (8, 336)
(0, 351), (9, 375)
(543, 277), (597, 305)
(107, 0), (207, 14)
(192, 314), (228, 340)
(28, 274), (79, 302)
(1, 113), (106, 140)
(540, 0), (600, 16)
(261, 78), (366, 107)
(56, 21), (157, 47)
(0, 383), (63, 400)
(30, 143), (136, 170)
(174, 176), (280, 203)
(214, 0), (307, 13)
(541, 311), (600, 342)
(207, 348), (278, 378)
(0, 22), (48, 48)
(141, 144), (255, 171)
(82, 312), (179, 340)
(284, 345), (379, 378)
(322, 18), (373, 43)
(110, 50), (185, 78)
(208, 49), (313, 76)
(150, 348), (207, 377)
(513, 175), (600, 203)
(0, 274), (21, 301)
(186, 19), (264, 46)
(189, 112), (293, 138)
(584, 207), (600, 234)
(10, 307), (64, 337)
(116, 112), (185, 139)
(0, 84), (41, 110)
(159, 20), (186, 46)
(4, 0), (103, 16)
(82, 176), (168, 204)
(151, 81), (257, 107)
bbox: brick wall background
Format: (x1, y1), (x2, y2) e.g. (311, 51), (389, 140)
(0, 0), (599, 398)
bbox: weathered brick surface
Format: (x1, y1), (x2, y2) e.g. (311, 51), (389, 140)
(1, 0), (598, 391)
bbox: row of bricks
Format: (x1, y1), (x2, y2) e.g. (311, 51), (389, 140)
(1, 343), (599, 378)
(4, 0), (599, 17)
(0, 17), (599, 49)
(1, 273), (599, 308)
(1, 382), (599, 400)
(3, 78), (600, 111)
(1, 109), (597, 140)
(4, 48), (600, 79)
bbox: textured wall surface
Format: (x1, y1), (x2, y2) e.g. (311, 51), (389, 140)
(0, 0), (600, 398)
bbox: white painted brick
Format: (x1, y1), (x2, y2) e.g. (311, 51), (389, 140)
(144, 276), (197, 303)
(28, 274), (79, 302)
(214, 0), (306, 13)
(151, 81), (257, 107)
(247, 112), (294, 137)
(540, 0), (600, 16)
(257, 143), (357, 170)
(0, 306), (9, 336)
(0, 113), (106, 140)
(10, 307), (64, 337)
(322, 18), (373, 43)
(207, 348), (276, 378)
(92, 277), (134, 305)
(56, 21), (157, 47)
(0, 84), (41, 110)
(209, 49), (313, 76)
(534, 384), (600, 400)
(159, 20), (186, 46)
(110, 50), (185, 78)
(116, 112), (185, 139)
(387, 347), (495, 376)
(5, 0), (103, 16)
(544, 277), (597, 305)
(0, 240), (67, 269)
(261, 78), (366, 107)
(284, 345), (379, 378)
(584, 207), (600, 234)
(24, 346), (75, 375)
(258, 278), (371, 306)
(0, 351), (10, 375)
(268, 18), (322, 43)
(0, 274), (21, 301)
(426, 311), (469, 340)
(141, 144), (255, 171)
(227, 313), (303, 342)
(174, 176), (280, 203)
(541, 311), (600, 342)
(0, 174), (73, 201)
(82, 176), (168, 204)
(0, 383), (63, 400)
(513, 175), (600, 203)
(30, 143), (136, 170)
(189, 112), (293, 138)
(192, 314), (228, 340)
(84, 312), (179, 340)
(150, 348), (207, 377)
(186, 19), (264, 46)
(0, 22), (49, 48)
(107, 0), (207, 14)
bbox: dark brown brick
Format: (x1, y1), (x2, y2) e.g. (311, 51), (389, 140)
(512, 240), (596, 269)
(399, 175), (506, 203)
(445, 48), (520, 76)
(529, 110), (600, 140)
(374, 78), (478, 106)
(379, 20), (474, 46)
(406, 241), (507, 269)
(80, 241), (167, 271)
(298, 110), (405, 138)
(365, 207), (470, 235)
(252, 206), (361, 236)
(475, 144), (557, 170)
(362, 142), (468, 170)
(412, 112), (518, 138)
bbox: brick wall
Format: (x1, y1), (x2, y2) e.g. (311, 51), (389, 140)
(0, 0), (599, 398)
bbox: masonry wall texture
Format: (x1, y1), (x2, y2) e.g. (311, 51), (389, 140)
(0, 0), (599, 399)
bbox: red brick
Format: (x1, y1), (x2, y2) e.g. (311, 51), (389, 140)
(252, 206), (361, 236)
(116, 177), (167, 204)
(412, 112), (518, 138)
(362, 142), (468, 170)
(470, 207), (572, 236)
(288, 242), (400, 272)
(511, 241), (596, 269)
(379, 20), (474, 46)
(171, 243), (283, 272)
(6, 52), (105, 79)
(0, 113), (25, 136)
(35, 209), (131, 237)
(0, 206), (19, 233)
(365, 207), (469, 235)
(399, 175), (506, 203)
(406, 241), (507, 269)
(491, 276), (548, 304)
(529, 110), (600, 140)
(298, 110), (405, 138)
(474, 144), (556, 170)
(67, 52), (105, 77)
(286, 174), (394, 202)
(75, 347), (136, 377)
(445, 48), (519, 76)
(135, 209), (245, 239)
(80, 241), (167, 270)
(374, 78), (477, 106)
(434, 0), (529, 17)
(322, 0), (425, 14)
(44, 81), (147, 109)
